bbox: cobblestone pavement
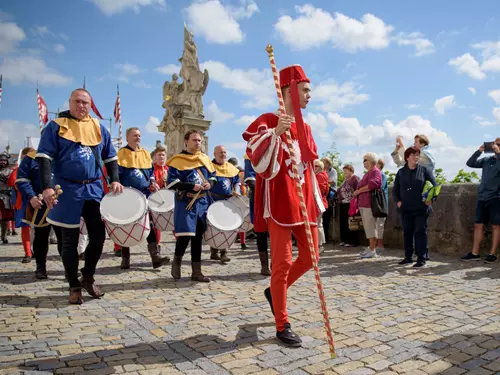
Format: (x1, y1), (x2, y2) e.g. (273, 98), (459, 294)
(0, 234), (499, 375)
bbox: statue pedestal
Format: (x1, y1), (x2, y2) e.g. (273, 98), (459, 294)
(163, 116), (211, 159)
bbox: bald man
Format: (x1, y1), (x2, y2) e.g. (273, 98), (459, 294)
(210, 145), (241, 262)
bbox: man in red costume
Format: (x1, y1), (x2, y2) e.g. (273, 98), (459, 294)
(242, 65), (325, 347)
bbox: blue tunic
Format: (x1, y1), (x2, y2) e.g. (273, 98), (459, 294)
(36, 120), (117, 228)
(118, 152), (154, 197)
(211, 172), (240, 202)
(167, 166), (216, 236)
(15, 156), (48, 228)
(244, 159), (256, 224)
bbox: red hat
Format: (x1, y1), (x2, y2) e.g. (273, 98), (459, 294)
(279, 65), (310, 88)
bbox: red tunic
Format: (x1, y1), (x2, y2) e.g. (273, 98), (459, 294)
(243, 112), (324, 232)
(153, 164), (169, 188)
(316, 171), (329, 209)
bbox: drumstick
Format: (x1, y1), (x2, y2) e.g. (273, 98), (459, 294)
(266, 44), (336, 358)
(186, 189), (202, 211)
(30, 194), (43, 226)
(37, 185), (63, 227)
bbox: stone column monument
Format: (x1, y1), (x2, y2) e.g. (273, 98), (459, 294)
(158, 25), (211, 158)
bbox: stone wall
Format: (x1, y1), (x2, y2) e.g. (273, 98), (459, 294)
(331, 183), (485, 255)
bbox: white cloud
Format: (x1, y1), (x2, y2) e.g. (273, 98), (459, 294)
(0, 55), (71, 86)
(327, 114), (477, 177)
(394, 32), (435, 56)
(448, 53), (487, 80)
(185, 0), (258, 44)
(54, 43), (65, 54)
(405, 104), (420, 109)
(225, 142), (246, 150)
(90, 0), (166, 15)
(494, 108), (500, 123)
(472, 41), (500, 72)
(472, 114), (496, 127)
(0, 120), (39, 152)
(274, 5), (393, 52)
(32, 25), (50, 37)
(0, 22), (26, 54)
(235, 115), (257, 126)
(114, 63), (142, 75)
(144, 116), (162, 134)
(304, 113), (331, 142)
(154, 64), (180, 75)
(133, 80), (153, 89)
(468, 87), (476, 95)
(201, 60), (275, 109)
(205, 100), (235, 124)
(434, 95), (456, 115)
(488, 89), (500, 105)
(313, 80), (370, 112)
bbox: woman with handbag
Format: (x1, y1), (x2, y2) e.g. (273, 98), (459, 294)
(338, 165), (360, 247)
(393, 147), (436, 268)
(353, 153), (382, 258)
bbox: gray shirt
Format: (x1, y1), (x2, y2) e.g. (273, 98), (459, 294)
(466, 150), (500, 201)
(326, 167), (337, 189)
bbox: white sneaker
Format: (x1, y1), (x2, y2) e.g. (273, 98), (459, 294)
(359, 247), (371, 256)
(360, 250), (378, 259)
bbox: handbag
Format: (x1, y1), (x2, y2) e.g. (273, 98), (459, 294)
(348, 215), (364, 231)
(371, 189), (387, 218)
(348, 197), (359, 216)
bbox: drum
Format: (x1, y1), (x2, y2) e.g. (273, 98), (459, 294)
(100, 187), (150, 247)
(148, 189), (175, 232)
(203, 200), (243, 249)
(227, 195), (252, 232)
(79, 217), (87, 235)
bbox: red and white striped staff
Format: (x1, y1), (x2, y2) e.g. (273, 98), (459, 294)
(113, 84), (122, 148)
(37, 87), (48, 133)
(265, 44), (336, 358)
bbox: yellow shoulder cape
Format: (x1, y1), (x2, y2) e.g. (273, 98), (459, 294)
(244, 153), (249, 160)
(117, 147), (152, 169)
(166, 152), (215, 173)
(54, 116), (102, 146)
(214, 162), (239, 178)
(26, 150), (37, 159)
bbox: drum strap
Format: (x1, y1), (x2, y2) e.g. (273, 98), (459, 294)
(90, 146), (110, 188)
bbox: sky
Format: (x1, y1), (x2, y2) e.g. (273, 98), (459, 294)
(1, 0), (500, 179)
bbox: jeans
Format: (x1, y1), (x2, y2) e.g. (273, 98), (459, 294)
(401, 211), (429, 262)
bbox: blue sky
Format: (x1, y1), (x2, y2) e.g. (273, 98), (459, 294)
(1, 0), (500, 178)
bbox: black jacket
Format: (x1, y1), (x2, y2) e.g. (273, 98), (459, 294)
(393, 164), (436, 213)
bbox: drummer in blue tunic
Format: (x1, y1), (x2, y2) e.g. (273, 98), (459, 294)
(210, 145), (241, 263)
(36, 88), (123, 304)
(244, 154), (271, 276)
(166, 130), (216, 282)
(116, 127), (169, 270)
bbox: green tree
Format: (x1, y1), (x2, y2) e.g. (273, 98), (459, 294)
(384, 170), (396, 185)
(434, 168), (447, 185)
(449, 169), (480, 184)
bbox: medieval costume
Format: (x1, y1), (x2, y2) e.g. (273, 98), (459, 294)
(209, 159), (241, 262)
(117, 146), (169, 269)
(0, 153), (14, 244)
(242, 65), (324, 346)
(167, 151), (216, 282)
(36, 110), (120, 304)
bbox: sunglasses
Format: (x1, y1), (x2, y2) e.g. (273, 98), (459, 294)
(363, 159), (368, 162)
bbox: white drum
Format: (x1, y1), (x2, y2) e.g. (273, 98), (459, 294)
(100, 187), (150, 247)
(79, 217), (87, 235)
(227, 195), (252, 232)
(203, 200), (243, 249)
(148, 189), (175, 232)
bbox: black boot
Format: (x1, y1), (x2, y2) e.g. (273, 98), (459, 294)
(264, 287), (274, 315)
(171, 255), (182, 280)
(120, 247), (130, 269)
(220, 249), (230, 263)
(277, 323), (302, 347)
(35, 264), (48, 280)
(259, 252), (271, 276)
(148, 243), (169, 268)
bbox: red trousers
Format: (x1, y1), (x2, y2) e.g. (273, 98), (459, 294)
(268, 219), (318, 331)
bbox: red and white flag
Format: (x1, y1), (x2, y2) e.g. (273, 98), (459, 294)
(37, 88), (48, 132)
(83, 77), (104, 119)
(113, 85), (121, 123)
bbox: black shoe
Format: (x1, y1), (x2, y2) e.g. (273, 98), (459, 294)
(484, 254), (497, 264)
(276, 323), (302, 347)
(21, 256), (32, 263)
(264, 287), (274, 316)
(398, 258), (413, 265)
(461, 252), (481, 262)
(11, 231), (17, 236)
(35, 268), (48, 280)
(2, 238), (8, 244)
(241, 243), (248, 250)
(413, 261), (426, 268)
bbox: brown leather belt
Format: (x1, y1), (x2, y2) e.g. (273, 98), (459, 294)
(186, 192), (206, 199)
(210, 192), (231, 199)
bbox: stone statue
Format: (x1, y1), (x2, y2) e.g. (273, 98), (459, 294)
(158, 24), (211, 158)
(179, 24), (209, 118)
